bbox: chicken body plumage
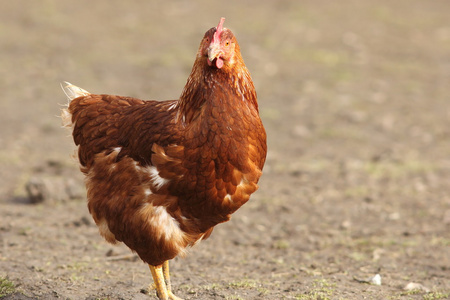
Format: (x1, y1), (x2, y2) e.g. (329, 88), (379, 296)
(62, 18), (266, 299)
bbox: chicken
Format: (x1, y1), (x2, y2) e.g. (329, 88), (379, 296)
(61, 17), (266, 300)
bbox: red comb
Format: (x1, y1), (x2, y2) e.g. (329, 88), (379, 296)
(212, 17), (225, 43)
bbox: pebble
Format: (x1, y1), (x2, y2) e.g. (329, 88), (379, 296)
(403, 282), (430, 293)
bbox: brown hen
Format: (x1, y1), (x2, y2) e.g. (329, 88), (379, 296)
(61, 18), (266, 300)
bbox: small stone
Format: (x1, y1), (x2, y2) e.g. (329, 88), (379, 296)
(354, 273), (382, 285)
(25, 176), (83, 204)
(340, 220), (352, 230)
(372, 248), (384, 261)
(388, 212), (400, 220)
(403, 282), (430, 293)
(370, 274), (381, 285)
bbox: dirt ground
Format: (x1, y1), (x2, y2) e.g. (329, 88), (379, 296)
(1, 1), (449, 299)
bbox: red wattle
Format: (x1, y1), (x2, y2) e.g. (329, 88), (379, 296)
(216, 58), (224, 69)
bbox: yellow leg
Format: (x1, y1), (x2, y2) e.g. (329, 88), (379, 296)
(162, 261), (172, 291)
(149, 264), (168, 299)
(162, 261), (183, 300)
(149, 263), (183, 300)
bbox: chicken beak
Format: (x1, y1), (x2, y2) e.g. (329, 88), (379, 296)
(207, 43), (222, 62)
(207, 42), (224, 68)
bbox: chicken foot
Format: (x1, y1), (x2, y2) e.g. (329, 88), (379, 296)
(149, 262), (183, 300)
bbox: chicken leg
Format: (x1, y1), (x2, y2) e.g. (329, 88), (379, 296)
(149, 262), (183, 300)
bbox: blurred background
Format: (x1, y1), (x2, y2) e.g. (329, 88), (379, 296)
(1, 1), (449, 299)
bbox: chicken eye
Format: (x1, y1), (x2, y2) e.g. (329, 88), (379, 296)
(225, 41), (230, 46)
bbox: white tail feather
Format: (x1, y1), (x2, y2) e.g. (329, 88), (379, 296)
(60, 81), (90, 128)
(61, 81), (90, 101)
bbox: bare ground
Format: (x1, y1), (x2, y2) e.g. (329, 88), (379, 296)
(1, 1), (449, 299)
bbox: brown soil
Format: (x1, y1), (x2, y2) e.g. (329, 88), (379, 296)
(1, 1), (449, 299)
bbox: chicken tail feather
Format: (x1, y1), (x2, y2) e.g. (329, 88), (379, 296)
(60, 81), (89, 128)
(61, 81), (90, 101)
